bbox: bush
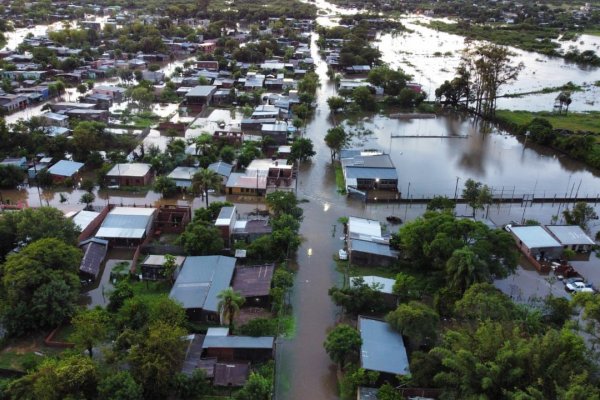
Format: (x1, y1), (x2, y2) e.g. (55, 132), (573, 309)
(238, 318), (278, 336)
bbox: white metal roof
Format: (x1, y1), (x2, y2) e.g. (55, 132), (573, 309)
(545, 225), (595, 246)
(106, 163), (151, 177)
(72, 210), (100, 231)
(95, 207), (155, 239)
(348, 217), (383, 240)
(351, 276), (395, 294)
(510, 226), (562, 249)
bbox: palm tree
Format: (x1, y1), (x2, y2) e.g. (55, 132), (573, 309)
(446, 247), (489, 293)
(217, 288), (245, 329)
(192, 168), (221, 207)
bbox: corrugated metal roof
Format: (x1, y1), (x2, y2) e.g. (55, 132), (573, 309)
(350, 239), (398, 258)
(169, 256), (236, 312)
(48, 160), (84, 177)
(545, 225), (595, 246)
(202, 335), (274, 349)
(95, 207), (155, 239)
(215, 206), (236, 226)
(106, 163), (151, 177)
(345, 166), (398, 181)
(208, 161), (233, 178)
(510, 226), (562, 249)
(351, 276), (395, 294)
(168, 166), (199, 181)
(72, 210), (100, 231)
(348, 217), (383, 239)
(359, 317), (410, 375)
(186, 85), (217, 97)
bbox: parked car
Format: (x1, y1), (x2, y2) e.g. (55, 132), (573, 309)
(338, 249), (348, 260)
(564, 277), (584, 286)
(566, 281), (594, 293)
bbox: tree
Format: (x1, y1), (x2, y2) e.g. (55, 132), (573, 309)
(107, 280), (134, 312)
(178, 220), (224, 255)
(0, 164), (26, 188)
(172, 369), (210, 400)
(527, 117), (555, 145)
(378, 383), (402, 400)
(2, 238), (82, 336)
(557, 91), (572, 114)
(324, 126), (347, 161)
(219, 145), (236, 164)
(367, 65), (411, 96)
(462, 178), (492, 217)
(128, 321), (187, 400)
(392, 272), (422, 303)
(70, 307), (109, 357)
(130, 86), (155, 109)
(162, 254), (178, 284)
(572, 292), (600, 346)
(352, 86), (377, 111)
(460, 44), (524, 117)
(430, 322), (596, 399)
(7, 354), (98, 400)
(72, 121), (106, 160)
(76, 83), (88, 94)
(192, 168), (222, 207)
(79, 192), (95, 209)
(153, 175), (178, 197)
(323, 324), (362, 370)
(454, 283), (521, 321)
(217, 287), (245, 329)
(329, 277), (388, 315)
(234, 372), (271, 400)
(445, 247), (490, 293)
(327, 96), (346, 113)
(289, 137), (315, 162)
(97, 371), (143, 400)
(426, 195), (455, 212)
(544, 295), (573, 328)
(80, 178), (95, 192)
(387, 301), (439, 349)
(265, 191), (303, 220)
(149, 296), (187, 328)
(563, 202), (597, 232)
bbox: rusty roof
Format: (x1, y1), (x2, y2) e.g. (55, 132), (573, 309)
(232, 264), (275, 297)
(213, 362), (249, 387)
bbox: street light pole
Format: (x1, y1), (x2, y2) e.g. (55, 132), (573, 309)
(454, 176), (460, 201)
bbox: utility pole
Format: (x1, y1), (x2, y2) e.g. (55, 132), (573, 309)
(454, 176), (460, 201)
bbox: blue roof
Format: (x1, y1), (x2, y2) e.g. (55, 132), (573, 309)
(47, 160), (84, 177)
(359, 317), (410, 375)
(170, 256), (236, 313)
(350, 239), (398, 258)
(208, 161), (233, 178)
(345, 166), (398, 180)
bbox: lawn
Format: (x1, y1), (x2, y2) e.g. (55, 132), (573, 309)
(496, 110), (600, 135)
(333, 162), (346, 194)
(0, 335), (64, 371)
(130, 279), (171, 303)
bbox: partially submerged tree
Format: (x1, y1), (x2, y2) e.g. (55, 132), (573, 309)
(324, 126), (347, 161)
(324, 324), (362, 371)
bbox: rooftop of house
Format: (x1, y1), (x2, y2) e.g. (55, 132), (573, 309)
(95, 207), (156, 239)
(232, 264), (275, 298)
(510, 225), (562, 249)
(106, 163), (151, 177)
(545, 225), (595, 246)
(359, 316), (410, 375)
(169, 256), (236, 313)
(47, 159), (84, 177)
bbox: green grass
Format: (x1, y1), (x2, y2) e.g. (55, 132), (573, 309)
(502, 82), (583, 98)
(129, 280), (171, 303)
(333, 162), (346, 194)
(496, 110), (600, 135)
(0, 352), (28, 370)
(335, 259), (398, 280)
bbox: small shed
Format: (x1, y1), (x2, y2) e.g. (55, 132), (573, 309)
(140, 254), (186, 281)
(202, 329), (274, 363)
(213, 363), (250, 387)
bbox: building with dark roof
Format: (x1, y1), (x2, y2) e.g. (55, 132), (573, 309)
(79, 238), (109, 281)
(232, 264), (275, 307)
(169, 256), (236, 322)
(340, 150), (398, 196)
(202, 327), (274, 362)
(213, 363), (250, 387)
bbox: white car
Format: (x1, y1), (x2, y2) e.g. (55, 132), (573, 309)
(566, 281), (595, 293)
(338, 249), (348, 260)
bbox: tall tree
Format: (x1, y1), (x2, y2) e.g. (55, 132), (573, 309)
(70, 307), (109, 357)
(178, 220), (224, 255)
(386, 301), (439, 349)
(234, 372), (271, 400)
(461, 44), (524, 117)
(323, 324), (362, 371)
(128, 321), (187, 400)
(445, 247), (490, 293)
(289, 137), (316, 163)
(563, 202), (597, 232)
(217, 287), (245, 329)
(265, 191), (303, 219)
(192, 168), (222, 207)
(97, 371), (143, 400)
(1, 238), (82, 336)
(324, 126), (347, 161)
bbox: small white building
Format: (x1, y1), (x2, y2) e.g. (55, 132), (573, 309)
(545, 225), (595, 252)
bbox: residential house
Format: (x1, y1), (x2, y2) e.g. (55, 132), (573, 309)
(92, 85), (126, 101)
(185, 85), (217, 107)
(0, 94), (28, 113)
(41, 112), (69, 127)
(214, 205), (272, 247)
(167, 166), (200, 189)
(105, 163), (153, 187)
(169, 256), (236, 322)
(198, 42), (216, 54)
(232, 264), (275, 308)
(347, 216), (399, 266)
(197, 61), (219, 71)
(358, 316), (410, 379)
(350, 276), (397, 307)
(508, 225), (563, 272)
(1, 157), (28, 169)
(202, 327), (275, 362)
(64, 109), (109, 122)
(226, 159), (295, 196)
(207, 161), (234, 184)
(545, 225), (595, 252)
(95, 206), (156, 246)
(47, 160), (84, 184)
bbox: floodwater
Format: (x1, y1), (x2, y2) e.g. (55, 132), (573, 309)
(279, 2), (600, 399)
